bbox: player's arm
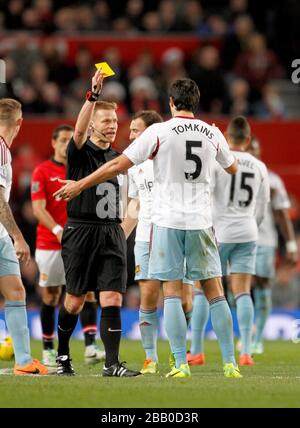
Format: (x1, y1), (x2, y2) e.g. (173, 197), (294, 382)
(32, 199), (63, 243)
(215, 128), (238, 175)
(255, 164), (270, 227)
(54, 125), (158, 201)
(73, 69), (105, 149)
(274, 208), (298, 265)
(224, 158), (238, 175)
(121, 198), (140, 239)
(54, 154), (134, 201)
(0, 187), (30, 263)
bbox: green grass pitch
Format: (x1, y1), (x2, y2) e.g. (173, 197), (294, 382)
(0, 340), (299, 408)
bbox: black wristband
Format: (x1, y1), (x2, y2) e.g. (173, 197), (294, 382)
(86, 90), (100, 102)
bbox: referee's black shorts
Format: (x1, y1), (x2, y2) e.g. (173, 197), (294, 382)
(61, 219), (127, 296)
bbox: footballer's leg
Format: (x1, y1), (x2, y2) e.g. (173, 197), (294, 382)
(81, 291), (105, 364)
(182, 280), (193, 328)
(135, 240), (160, 374)
(149, 226), (191, 378)
(252, 246), (275, 354)
(231, 273), (254, 365)
(186, 228), (241, 378)
(1, 275), (48, 375)
(229, 242), (256, 365)
(139, 280), (160, 374)
(188, 281), (209, 365)
(57, 293), (86, 375)
(41, 285), (62, 367)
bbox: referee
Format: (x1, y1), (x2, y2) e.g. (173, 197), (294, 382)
(56, 69), (140, 377)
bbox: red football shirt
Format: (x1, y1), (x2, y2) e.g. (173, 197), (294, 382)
(31, 159), (67, 250)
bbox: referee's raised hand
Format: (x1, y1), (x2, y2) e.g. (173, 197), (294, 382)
(92, 68), (105, 95)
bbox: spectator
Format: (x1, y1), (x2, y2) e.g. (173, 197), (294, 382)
(254, 82), (286, 119)
(9, 32), (41, 81)
(93, 0), (111, 31)
(101, 82), (128, 119)
(142, 11), (161, 33)
(226, 77), (251, 116)
(189, 45), (226, 114)
(126, 0), (144, 30)
(129, 76), (161, 113)
(234, 32), (284, 101)
(222, 14), (254, 70)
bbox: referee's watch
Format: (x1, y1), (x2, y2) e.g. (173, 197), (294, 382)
(86, 90), (100, 102)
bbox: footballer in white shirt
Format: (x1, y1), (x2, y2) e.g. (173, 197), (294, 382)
(124, 110), (195, 375)
(55, 79), (243, 379)
(212, 116), (270, 366)
(248, 138), (298, 355)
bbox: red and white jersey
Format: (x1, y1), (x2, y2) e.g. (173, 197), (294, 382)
(128, 159), (154, 242)
(258, 170), (290, 247)
(0, 136), (12, 240)
(212, 151), (270, 243)
(123, 117), (235, 230)
(31, 159), (67, 250)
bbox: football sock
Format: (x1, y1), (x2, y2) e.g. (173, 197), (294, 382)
(100, 306), (121, 367)
(5, 300), (32, 366)
(41, 303), (55, 350)
(191, 290), (209, 355)
(80, 301), (97, 347)
(235, 293), (254, 355)
(253, 288), (272, 345)
(57, 306), (78, 356)
(164, 297), (187, 368)
(210, 297), (236, 365)
(139, 308), (158, 362)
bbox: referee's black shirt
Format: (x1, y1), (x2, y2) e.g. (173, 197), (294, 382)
(66, 137), (121, 223)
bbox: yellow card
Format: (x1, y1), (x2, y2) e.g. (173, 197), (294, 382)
(95, 62), (115, 78)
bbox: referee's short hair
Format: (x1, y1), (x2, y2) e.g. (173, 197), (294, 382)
(52, 124), (74, 140)
(0, 98), (22, 126)
(94, 101), (118, 113)
(132, 110), (163, 127)
(227, 116), (251, 143)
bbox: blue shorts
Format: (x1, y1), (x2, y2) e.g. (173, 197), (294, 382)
(255, 245), (276, 279)
(134, 240), (194, 284)
(149, 225), (222, 281)
(0, 235), (21, 277)
(219, 241), (257, 276)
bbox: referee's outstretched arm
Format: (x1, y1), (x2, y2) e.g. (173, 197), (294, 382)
(73, 69), (105, 149)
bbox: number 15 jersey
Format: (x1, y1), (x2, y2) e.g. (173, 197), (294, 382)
(123, 117), (235, 230)
(212, 151), (270, 243)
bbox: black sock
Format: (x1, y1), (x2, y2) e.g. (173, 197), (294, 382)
(57, 306), (79, 356)
(80, 301), (97, 347)
(100, 306), (121, 367)
(41, 303), (55, 350)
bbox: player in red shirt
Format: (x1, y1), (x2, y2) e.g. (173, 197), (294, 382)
(31, 124), (105, 368)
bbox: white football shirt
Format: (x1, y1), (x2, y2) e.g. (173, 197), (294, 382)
(128, 159), (154, 242)
(123, 117), (235, 230)
(0, 137), (12, 239)
(258, 170), (290, 247)
(212, 150), (270, 243)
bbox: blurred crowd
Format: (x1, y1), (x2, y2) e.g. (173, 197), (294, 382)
(0, 0), (299, 118)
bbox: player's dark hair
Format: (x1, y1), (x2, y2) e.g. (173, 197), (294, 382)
(52, 124), (74, 140)
(227, 116), (251, 143)
(132, 110), (163, 127)
(168, 79), (200, 114)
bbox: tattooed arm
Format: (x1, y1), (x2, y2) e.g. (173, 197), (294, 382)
(0, 187), (30, 263)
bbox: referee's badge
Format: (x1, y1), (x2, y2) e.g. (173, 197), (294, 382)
(31, 181), (40, 193)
